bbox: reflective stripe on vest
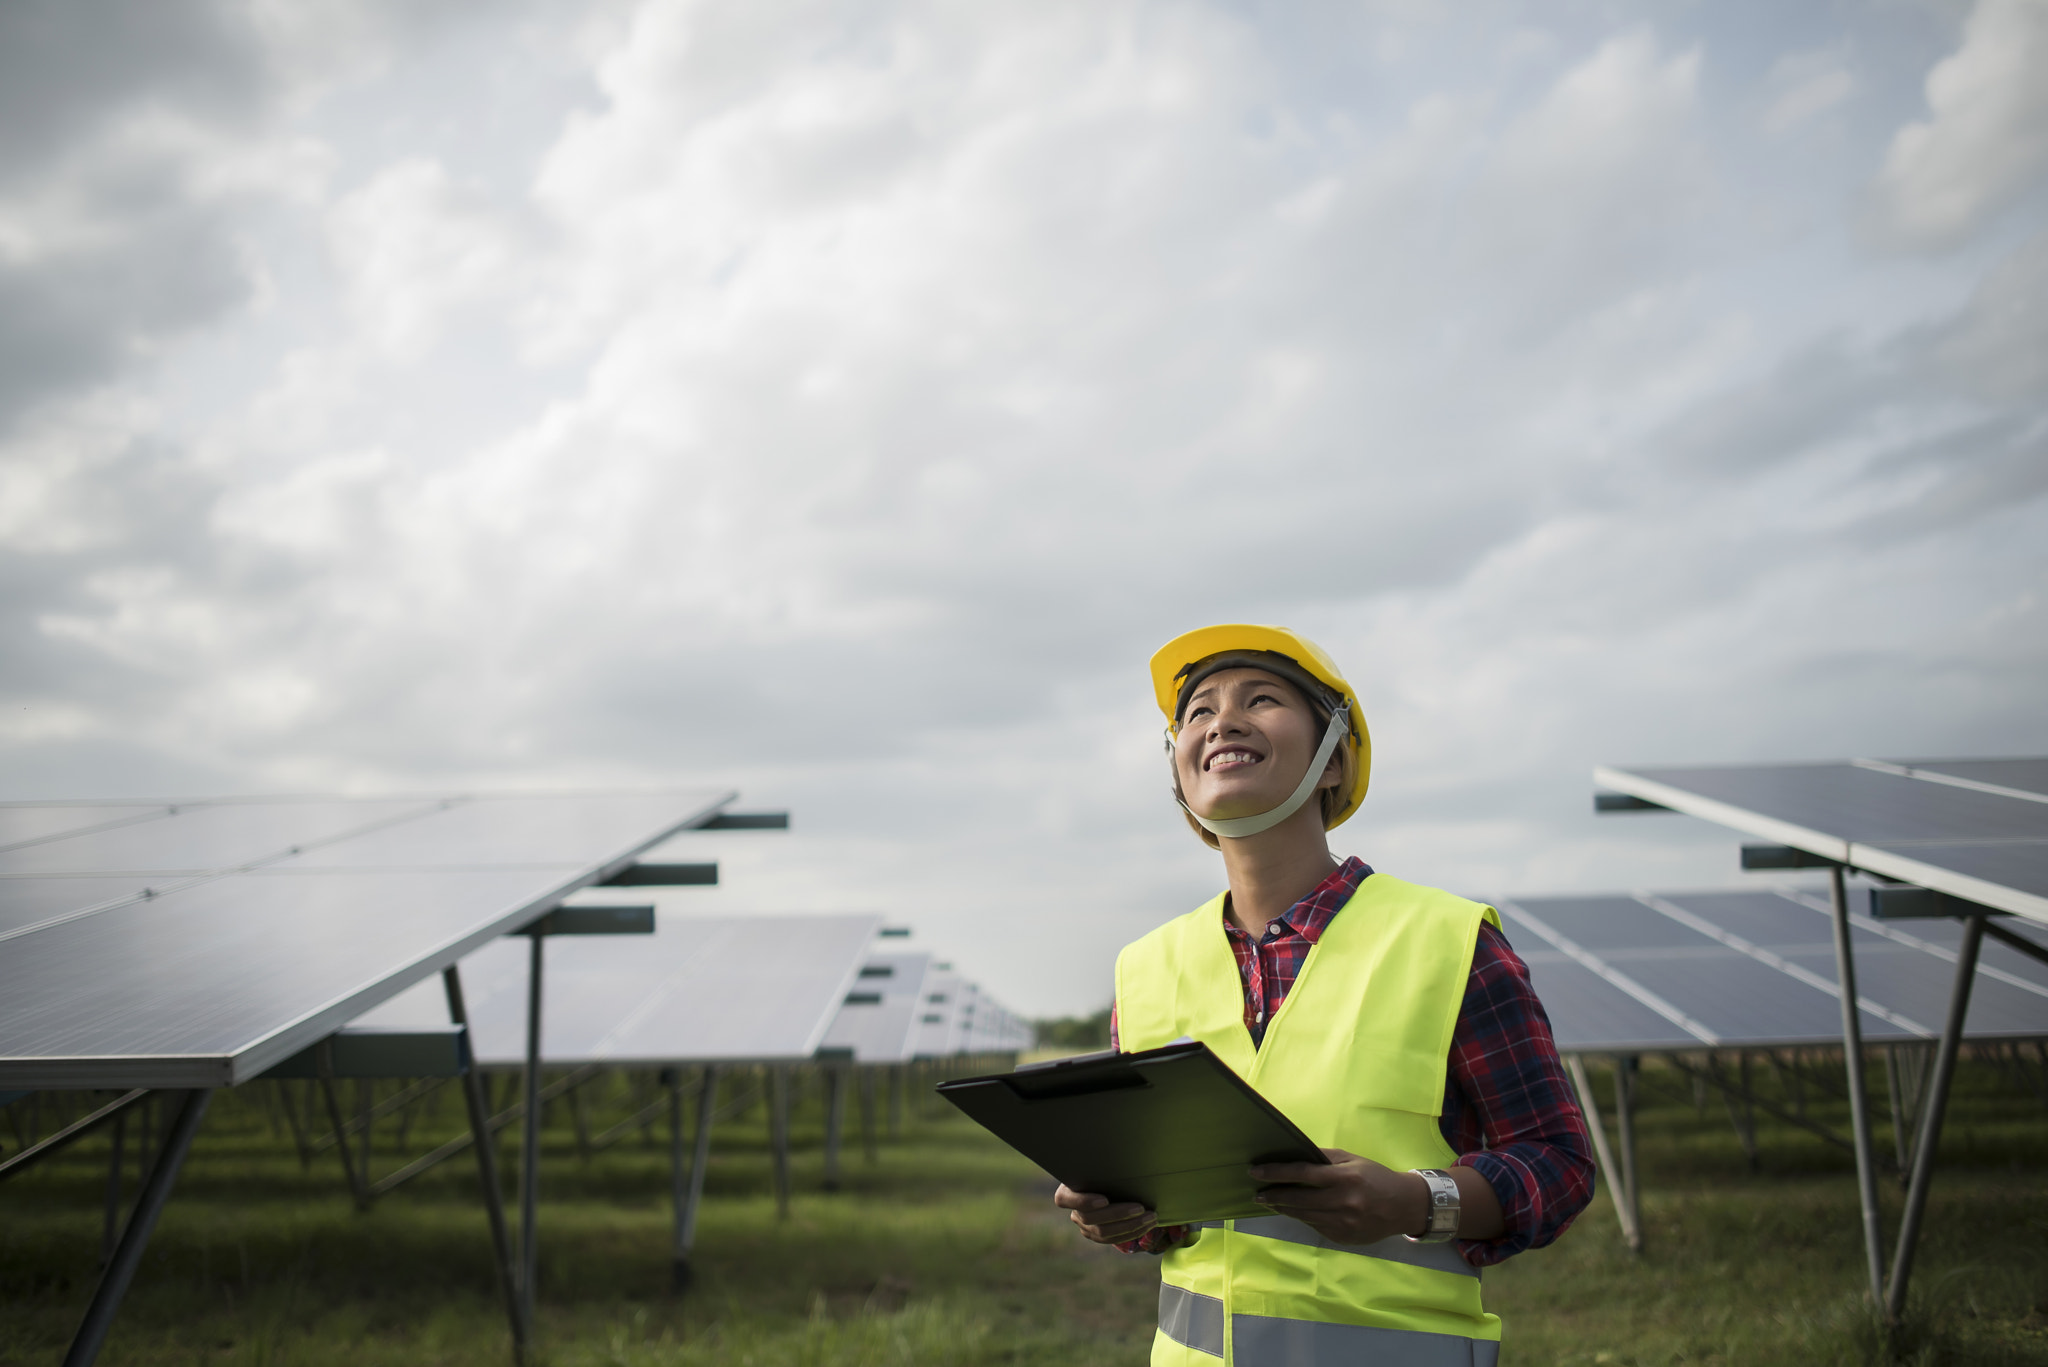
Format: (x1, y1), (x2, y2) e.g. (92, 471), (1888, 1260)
(1118, 873), (1505, 1361)
(1232, 1314), (1502, 1367)
(1159, 1282), (1225, 1358)
(1162, 1285), (1503, 1367)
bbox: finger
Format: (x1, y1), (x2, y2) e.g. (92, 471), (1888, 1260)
(1086, 1202), (1147, 1225)
(1070, 1203), (1148, 1229)
(1073, 1210), (1156, 1242)
(1053, 1186), (1109, 1211)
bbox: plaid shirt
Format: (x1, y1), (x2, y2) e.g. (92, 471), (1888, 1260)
(1111, 857), (1594, 1265)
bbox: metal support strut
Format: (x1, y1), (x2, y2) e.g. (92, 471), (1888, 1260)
(1613, 1055), (1642, 1251)
(315, 1041), (370, 1210)
(1826, 864), (1887, 1309)
(520, 932), (545, 1333)
(445, 965), (525, 1357)
(859, 1066), (878, 1165)
(62, 1089), (212, 1367)
(770, 1066), (792, 1220)
(823, 1065), (846, 1192)
(1566, 1055), (1641, 1253)
(1884, 913), (1986, 1322)
(672, 1065), (718, 1290)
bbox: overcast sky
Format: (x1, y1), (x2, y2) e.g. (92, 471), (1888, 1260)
(3, 0), (2044, 1015)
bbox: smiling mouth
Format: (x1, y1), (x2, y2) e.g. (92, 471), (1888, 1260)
(1206, 749), (1262, 771)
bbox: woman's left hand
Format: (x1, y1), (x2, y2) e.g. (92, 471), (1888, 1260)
(1248, 1148), (1428, 1245)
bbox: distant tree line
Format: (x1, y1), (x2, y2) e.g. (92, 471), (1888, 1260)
(1033, 1004), (1112, 1051)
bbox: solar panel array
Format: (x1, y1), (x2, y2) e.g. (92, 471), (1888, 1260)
(820, 957), (1032, 1062)
(1501, 884), (2048, 1055)
(357, 912), (884, 1066)
(1594, 757), (2048, 923)
(0, 791), (731, 1088)
(820, 951), (935, 1063)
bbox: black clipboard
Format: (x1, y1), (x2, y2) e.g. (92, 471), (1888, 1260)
(935, 1040), (1328, 1223)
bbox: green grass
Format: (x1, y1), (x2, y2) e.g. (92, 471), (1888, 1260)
(2, 1052), (2044, 1366)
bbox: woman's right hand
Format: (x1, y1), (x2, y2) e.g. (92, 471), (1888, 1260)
(1053, 1183), (1157, 1244)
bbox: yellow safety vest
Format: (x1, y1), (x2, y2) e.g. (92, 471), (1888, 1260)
(1114, 873), (1504, 1367)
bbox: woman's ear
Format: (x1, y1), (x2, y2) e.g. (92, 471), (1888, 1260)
(1319, 744), (1348, 791)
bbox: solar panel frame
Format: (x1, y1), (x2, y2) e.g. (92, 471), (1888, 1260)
(820, 952), (934, 1063)
(1594, 760), (2048, 922)
(1499, 886), (2048, 1055)
(354, 912), (885, 1067)
(1877, 757), (2048, 802)
(0, 791), (735, 1089)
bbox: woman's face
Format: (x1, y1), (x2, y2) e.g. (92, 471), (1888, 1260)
(1172, 667), (1336, 823)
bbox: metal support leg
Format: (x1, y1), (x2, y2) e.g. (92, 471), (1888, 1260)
(100, 1114), (125, 1266)
(1884, 914), (1986, 1323)
(1737, 1051), (1758, 1169)
(823, 1065), (846, 1192)
(444, 965), (525, 1358)
(859, 1067), (878, 1165)
(1885, 1046), (1909, 1174)
(1565, 1055), (1640, 1252)
(62, 1089), (212, 1367)
(666, 1069), (684, 1283)
(520, 932), (545, 1333)
(315, 1043), (371, 1210)
(673, 1066), (718, 1291)
(1828, 865), (1887, 1308)
(276, 1080), (312, 1169)
(770, 1066), (791, 1220)
(1614, 1055), (1642, 1253)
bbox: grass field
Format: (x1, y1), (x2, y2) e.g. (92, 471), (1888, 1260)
(2, 1051), (2044, 1366)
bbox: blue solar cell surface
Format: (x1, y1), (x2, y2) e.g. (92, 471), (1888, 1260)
(0, 791), (731, 1088)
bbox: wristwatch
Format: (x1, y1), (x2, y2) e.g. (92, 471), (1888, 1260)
(1406, 1168), (1460, 1244)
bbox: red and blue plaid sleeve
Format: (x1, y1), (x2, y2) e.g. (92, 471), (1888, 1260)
(1444, 922), (1596, 1265)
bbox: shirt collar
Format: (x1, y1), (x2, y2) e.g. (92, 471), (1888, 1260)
(1224, 855), (1373, 943)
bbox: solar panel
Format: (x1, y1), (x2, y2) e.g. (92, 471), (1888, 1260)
(1595, 759), (2048, 922)
(1858, 841), (2048, 901)
(1500, 885), (2048, 1055)
(355, 912), (882, 1066)
(0, 798), (448, 876)
(820, 952), (933, 1063)
(911, 967), (964, 1058)
(1881, 757), (2048, 800)
(0, 803), (171, 853)
(0, 791), (732, 1089)
(1609, 763), (2048, 843)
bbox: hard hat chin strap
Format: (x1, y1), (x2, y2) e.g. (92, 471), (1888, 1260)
(1176, 703), (1350, 839)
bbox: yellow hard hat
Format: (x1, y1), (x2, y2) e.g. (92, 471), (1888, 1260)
(1149, 624), (1371, 831)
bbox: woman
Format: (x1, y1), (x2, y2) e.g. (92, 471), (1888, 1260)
(1053, 624), (1594, 1366)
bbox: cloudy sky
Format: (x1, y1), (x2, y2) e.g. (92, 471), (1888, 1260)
(3, 0), (2044, 1015)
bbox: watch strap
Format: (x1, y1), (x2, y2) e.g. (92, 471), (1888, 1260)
(1405, 1167), (1460, 1244)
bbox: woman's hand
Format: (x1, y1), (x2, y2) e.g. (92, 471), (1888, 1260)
(1053, 1183), (1157, 1244)
(1248, 1148), (1429, 1245)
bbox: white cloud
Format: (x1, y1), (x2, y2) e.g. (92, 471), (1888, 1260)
(1761, 48), (1855, 134)
(1, 1), (2045, 1013)
(1871, 0), (2048, 250)
(329, 158), (522, 358)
